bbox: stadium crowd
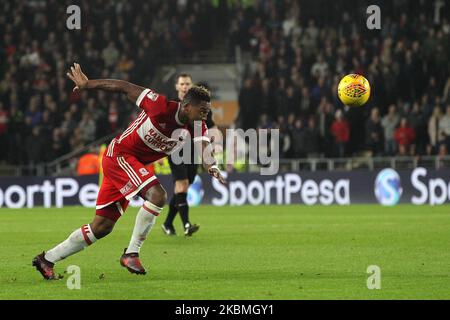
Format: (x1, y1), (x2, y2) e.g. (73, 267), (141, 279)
(0, 0), (450, 168)
(233, 0), (450, 158)
(0, 0), (215, 166)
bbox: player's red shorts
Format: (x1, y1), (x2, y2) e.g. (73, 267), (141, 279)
(96, 154), (160, 221)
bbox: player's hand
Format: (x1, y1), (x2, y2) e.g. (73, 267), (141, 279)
(210, 135), (216, 157)
(66, 63), (89, 91)
(208, 166), (226, 185)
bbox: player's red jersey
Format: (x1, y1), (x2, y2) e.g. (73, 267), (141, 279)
(105, 88), (209, 163)
(95, 88), (210, 220)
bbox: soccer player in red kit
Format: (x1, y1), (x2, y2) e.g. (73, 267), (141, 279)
(32, 63), (226, 279)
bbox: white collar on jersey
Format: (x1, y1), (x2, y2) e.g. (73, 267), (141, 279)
(175, 102), (184, 126)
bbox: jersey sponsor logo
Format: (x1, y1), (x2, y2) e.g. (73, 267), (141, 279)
(139, 168), (149, 177)
(143, 128), (178, 152)
(137, 118), (179, 154)
(147, 91), (159, 101)
(120, 181), (134, 195)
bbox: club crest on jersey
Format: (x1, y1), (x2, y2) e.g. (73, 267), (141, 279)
(146, 91), (159, 101)
(139, 168), (149, 177)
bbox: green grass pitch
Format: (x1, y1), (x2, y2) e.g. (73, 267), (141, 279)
(0, 205), (450, 300)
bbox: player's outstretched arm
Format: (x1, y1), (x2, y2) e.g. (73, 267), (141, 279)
(198, 138), (226, 185)
(66, 63), (146, 103)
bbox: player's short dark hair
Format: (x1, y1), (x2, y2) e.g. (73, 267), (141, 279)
(176, 73), (192, 83)
(182, 85), (211, 107)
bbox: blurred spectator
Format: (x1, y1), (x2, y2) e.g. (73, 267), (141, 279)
(381, 105), (400, 155)
(25, 97), (43, 127)
(290, 118), (305, 158)
(407, 102), (427, 154)
(428, 106), (443, 152)
(102, 42), (120, 69)
(79, 112), (97, 144)
(365, 108), (384, 156)
(40, 110), (55, 142)
(49, 128), (69, 160)
(257, 114), (273, 130)
(299, 87), (312, 115)
(70, 127), (85, 151)
(330, 110), (350, 158)
(276, 117), (292, 159)
(60, 111), (77, 138)
(116, 54), (135, 76)
(302, 117), (321, 158)
(77, 152), (100, 176)
(7, 104), (24, 163)
(238, 78), (258, 130)
(438, 105), (450, 149)
(285, 86), (300, 116)
(107, 101), (120, 133)
(394, 118), (416, 156)
(317, 99), (334, 157)
(443, 77), (450, 103)
(311, 55), (329, 79)
(0, 102), (8, 162)
(25, 126), (46, 165)
(260, 78), (276, 119)
(439, 144), (448, 157)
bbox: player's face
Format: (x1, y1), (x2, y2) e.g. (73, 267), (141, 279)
(188, 101), (211, 122)
(176, 77), (193, 100)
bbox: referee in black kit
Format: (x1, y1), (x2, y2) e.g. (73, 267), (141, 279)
(162, 73), (215, 236)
